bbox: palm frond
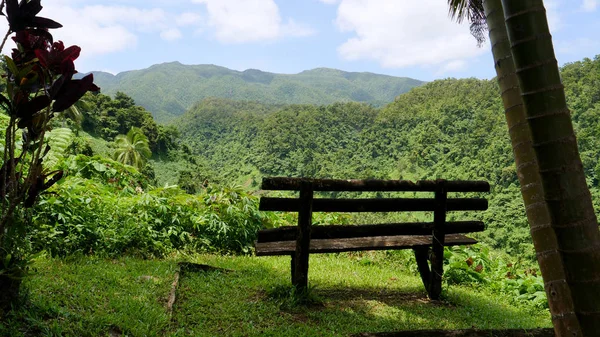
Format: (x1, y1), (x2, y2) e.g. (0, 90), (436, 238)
(447, 0), (488, 46)
(45, 127), (73, 167)
(113, 127), (152, 169)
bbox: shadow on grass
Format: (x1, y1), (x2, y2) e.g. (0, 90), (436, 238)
(170, 257), (551, 336)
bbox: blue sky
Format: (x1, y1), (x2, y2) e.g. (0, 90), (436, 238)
(7, 0), (599, 82)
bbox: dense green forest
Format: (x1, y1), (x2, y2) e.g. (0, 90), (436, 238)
(173, 55), (600, 260)
(8, 1), (596, 334)
(2, 56), (599, 316)
(26, 55), (599, 261)
(86, 62), (424, 122)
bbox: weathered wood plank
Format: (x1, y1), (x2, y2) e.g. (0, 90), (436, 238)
(429, 182), (448, 300)
(262, 177), (490, 192)
(255, 234), (477, 256)
(257, 221), (485, 243)
(352, 328), (555, 337)
(293, 183), (313, 291)
(259, 197), (488, 212)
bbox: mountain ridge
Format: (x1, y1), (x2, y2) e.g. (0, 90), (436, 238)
(82, 62), (425, 123)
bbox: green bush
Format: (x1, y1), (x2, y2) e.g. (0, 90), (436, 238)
(443, 245), (548, 309)
(60, 154), (150, 190)
(30, 156), (269, 257)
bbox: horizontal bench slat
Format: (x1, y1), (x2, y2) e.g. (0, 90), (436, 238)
(261, 177), (490, 192)
(257, 221), (484, 243)
(260, 197), (488, 212)
(255, 234), (477, 256)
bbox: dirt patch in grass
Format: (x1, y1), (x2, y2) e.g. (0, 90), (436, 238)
(177, 262), (232, 274)
(318, 288), (425, 302)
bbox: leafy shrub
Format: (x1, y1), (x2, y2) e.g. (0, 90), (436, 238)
(60, 154), (150, 191)
(443, 246), (489, 285)
(443, 245), (548, 309)
(191, 185), (264, 253)
(501, 276), (547, 309)
(30, 156), (270, 257)
(67, 136), (94, 156)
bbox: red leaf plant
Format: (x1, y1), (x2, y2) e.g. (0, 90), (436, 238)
(0, 0), (99, 307)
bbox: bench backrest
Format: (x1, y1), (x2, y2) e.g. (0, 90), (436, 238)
(259, 178), (489, 237)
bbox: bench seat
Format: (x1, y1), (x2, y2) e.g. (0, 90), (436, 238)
(256, 233), (477, 256)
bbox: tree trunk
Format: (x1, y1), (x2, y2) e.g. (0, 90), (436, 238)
(500, 0), (600, 335)
(483, 0), (581, 334)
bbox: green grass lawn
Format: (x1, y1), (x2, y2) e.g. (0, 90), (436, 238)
(1, 253), (551, 336)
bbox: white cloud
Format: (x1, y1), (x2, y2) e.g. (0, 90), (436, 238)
(582, 0), (597, 11)
(39, 4), (169, 57)
(281, 19), (316, 37)
(177, 12), (203, 26)
(0, 2), (204, 60)
(319, 0), (339, 4)
(77, 6), (167, 32)
(439, 60), (467, 73)
(161, 28), (183, 41)
(333, 0), (486, 72)
(0, 5), (141, 57)
(192, 0), (315, 43)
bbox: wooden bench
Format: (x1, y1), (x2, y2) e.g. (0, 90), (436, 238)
(255, 177), (490, 300)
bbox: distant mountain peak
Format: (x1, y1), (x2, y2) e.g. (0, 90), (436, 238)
(299, 67), (343, 74)
(87, 62), (425, 123)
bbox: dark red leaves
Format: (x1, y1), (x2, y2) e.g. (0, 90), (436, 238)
(16, 96), (50, 129)
(2, 1), (92, 215)
(16, 95), (50, 118)
(19, 95), (50, 116)
(5, 0), (62, 32)
(35, 41), (81, 77)
(52, 74), (100, 112)
(48, 75), (65, 98)
(58, 44), (81, 63)
(33, 48), (46, 65)
(11, 29), (53, 64)
(30, 16), (62, 29)
(12, 29), (52, 50)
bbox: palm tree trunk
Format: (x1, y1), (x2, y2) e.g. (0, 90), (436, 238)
(484, 0), (582, 334)
(498, 0), (600, 335)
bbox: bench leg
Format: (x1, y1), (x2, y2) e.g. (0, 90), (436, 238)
(292, 248), (309, 291)
(293, 183), (312, 292)
(414, 248), (432, 296)
(429, 181), (447, 301)
(429, 243), (444, 300)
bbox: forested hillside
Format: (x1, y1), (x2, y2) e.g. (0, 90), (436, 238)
(175, 56), (600, 259)
(176, 80), (508, 184)
(86, 62), (424, 122)
(5, 56), (598, 267)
